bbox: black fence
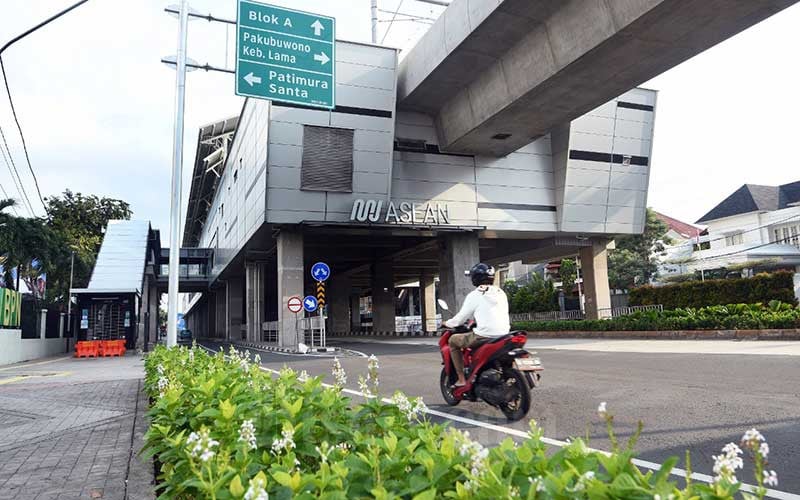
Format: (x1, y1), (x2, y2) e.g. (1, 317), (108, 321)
(18, 297), (68, 339)
(45, 310), (61, 339)
(20, 299), (38, 339)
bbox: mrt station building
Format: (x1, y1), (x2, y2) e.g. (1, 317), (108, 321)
(181, 34), (656, 347)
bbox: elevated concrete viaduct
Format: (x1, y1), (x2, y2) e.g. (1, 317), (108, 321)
(398, 0), (797, 156)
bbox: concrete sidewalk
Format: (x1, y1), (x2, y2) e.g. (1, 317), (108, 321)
(0, 354), (154, 500)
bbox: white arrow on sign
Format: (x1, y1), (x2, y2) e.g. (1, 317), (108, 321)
(314, 52), (330, 65)
(311, 19), (325, 36)
(305, 298), (316, 308)
(243, 72), (261, 86)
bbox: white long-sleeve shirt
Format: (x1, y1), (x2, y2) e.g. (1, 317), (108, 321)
(444, 285), (510, 338)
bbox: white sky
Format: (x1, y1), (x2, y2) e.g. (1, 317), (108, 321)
(0, 0), (798, 232)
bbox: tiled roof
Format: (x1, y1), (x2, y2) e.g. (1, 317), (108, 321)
(696, 181), (800, 223)
(654, 211), (702, 239)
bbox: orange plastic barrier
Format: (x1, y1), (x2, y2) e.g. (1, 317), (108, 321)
(99, 340), (126, 357)
(75, 341), (100, 358)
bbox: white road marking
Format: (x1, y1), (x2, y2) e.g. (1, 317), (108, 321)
(213, 341), (367, 358)
(196, 344), (798, 499)
(0, 355), (72, 371)
(331, 337), (800, 356)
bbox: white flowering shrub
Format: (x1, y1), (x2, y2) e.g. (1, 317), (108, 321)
(144, 346), (779, 499)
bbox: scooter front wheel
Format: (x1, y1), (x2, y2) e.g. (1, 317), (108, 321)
(440, 368), (460, 406)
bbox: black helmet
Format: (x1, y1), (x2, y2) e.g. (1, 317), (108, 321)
(467, 263), (495, 287)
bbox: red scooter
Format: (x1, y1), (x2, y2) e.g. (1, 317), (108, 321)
(437, 301), (543, 421)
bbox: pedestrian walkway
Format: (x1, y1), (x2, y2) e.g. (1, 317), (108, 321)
(0, 354), (153, 500)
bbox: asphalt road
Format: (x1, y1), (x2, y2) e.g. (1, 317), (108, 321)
(201, 339), (800, 496)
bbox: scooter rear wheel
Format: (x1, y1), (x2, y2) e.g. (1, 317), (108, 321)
(499, 368), (531, 422)
(440, 368), (461, 406)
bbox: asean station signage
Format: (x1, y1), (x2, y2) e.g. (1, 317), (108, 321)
(0, 288), (22, 328)
(236, 0), (336, 109)
(350, 199), (451, 225)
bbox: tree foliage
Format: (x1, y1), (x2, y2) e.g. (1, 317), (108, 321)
(559, 258), (577, 296)
(608, 208), (670, 291)
(503, 274), (558, 314)
(0, 199), (67, 303)
(42, 190), (132, 306)
(0, 191), (132, 309)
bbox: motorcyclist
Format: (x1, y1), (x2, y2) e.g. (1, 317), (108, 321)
(445, 263), (510, 387)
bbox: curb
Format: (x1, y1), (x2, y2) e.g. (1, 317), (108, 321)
(523, 329), (800, 341)
(328, 330), (438, 338)
(229, 340), (338, 354)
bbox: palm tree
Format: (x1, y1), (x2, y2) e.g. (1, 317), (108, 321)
(0, 198), (15, 222)
(0, 198), (18, 288)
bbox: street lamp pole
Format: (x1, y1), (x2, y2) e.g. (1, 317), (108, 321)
(67, 251), (75, 322)
(166, 0), (190, 348)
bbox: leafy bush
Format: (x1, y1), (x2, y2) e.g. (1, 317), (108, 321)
(144, 345), (778, 499)
(512, 301), (800, 332)
(630, 272), (798, 309)
(503, 275), (558, 314)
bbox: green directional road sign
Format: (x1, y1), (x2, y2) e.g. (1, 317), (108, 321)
(236, 0), (336, 109)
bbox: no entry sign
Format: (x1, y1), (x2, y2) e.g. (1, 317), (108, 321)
(287, 296), (303, 314)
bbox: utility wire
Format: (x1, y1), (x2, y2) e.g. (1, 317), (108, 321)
(381, 0), (405, 44)
(0, 0), (92, 216)
(0, 57), (46, 214)
(0, 124), (34, 216)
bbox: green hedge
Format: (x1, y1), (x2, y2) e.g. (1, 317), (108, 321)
(512, 302), (800, 332)
(630, 272), (798, 309)
(143, 345), (775, 499)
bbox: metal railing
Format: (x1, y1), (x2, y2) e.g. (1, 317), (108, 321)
(510, 304), (663, 322)
(260, 321), (279, 343)
(510, 310), (585, 322)
(606, 304), (663, 318)
(299, 315), (327, 348)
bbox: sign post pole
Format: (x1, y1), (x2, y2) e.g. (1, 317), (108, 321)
(166, 0), (190, 348)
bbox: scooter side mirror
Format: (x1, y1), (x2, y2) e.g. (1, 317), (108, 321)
(437, 299), (449, 311)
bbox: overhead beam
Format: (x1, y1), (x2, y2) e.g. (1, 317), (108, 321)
(397, 0), (798, 156)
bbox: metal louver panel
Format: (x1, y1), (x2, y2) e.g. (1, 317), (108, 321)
(301, 125), (354, 192)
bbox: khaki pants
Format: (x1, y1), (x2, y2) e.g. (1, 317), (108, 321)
(448, 332), (485, 379)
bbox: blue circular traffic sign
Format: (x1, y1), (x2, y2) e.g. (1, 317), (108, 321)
(302, 295), (318, 313)
(311, 262), (331, 282)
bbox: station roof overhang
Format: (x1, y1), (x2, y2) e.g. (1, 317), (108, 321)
(70, 288), (139, 295)
(183, 116), (240, 247)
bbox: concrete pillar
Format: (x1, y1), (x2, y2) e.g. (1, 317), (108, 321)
(277, 229), (304, 349)
(265, 263), (279, 322)
(329, 276), (351, 335)
(138, 278), (150, 349)
(59, 313), (65, 338)
(794, 266), (800, 303)
(246, 262), (266, 342)
(371, 260), (395, 334)
(579, 240), (612, 320)
(215, 285), (227, 339)
(349, 293), (361, 333)
(419, 275), (437, 334)
(438, 233), (479, 314)
(207, 291), (217, 339)
(148, 286), (159, 346)
(40, 309), (48, 339)
(226, 277), (245, 341)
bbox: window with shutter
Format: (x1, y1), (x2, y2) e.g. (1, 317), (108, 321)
(301, 125), (354, 192)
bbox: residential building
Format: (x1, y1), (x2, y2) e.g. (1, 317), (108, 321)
(660, 183), (800, 299)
